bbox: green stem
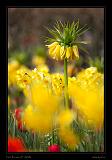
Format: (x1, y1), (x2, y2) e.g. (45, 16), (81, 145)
(33, 133), (37, 151)
(64, 58), (69, 108)
(91, 131), (95, 151)
(13, 115), (16, 137)
(52, 130), (54, 144)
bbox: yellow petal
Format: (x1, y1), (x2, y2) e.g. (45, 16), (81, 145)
(46, 42), (59, 48)
(58, 127), (79, 149)
(55, 45), (61, 60)
(49, 47), (56, 57)
(51, 44), (61, 60)
(60, 46), (66, 59)
(66, 47), (71, 59)
(68, 47), (74, 60)
(72, 45), (79, 59)
(56, 109), (75, 126)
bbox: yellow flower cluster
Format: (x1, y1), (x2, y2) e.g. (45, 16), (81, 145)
(16, 65), (104, 132)
(16, 66), (50, 99)
(8, 60), (21, 86)
(32, 55), (49, 74)
(37, 64), (49, 73)
(32, 55), (46, 66)
(23, 86), (79, 149)
(8, 96), (11, 110)
(51, 73), (64, 96)
(69, 67), (104, 131)
(56, 109), (75, 127)
(15, 63), (104, 150)
(58, 127), (79, 149)
(56, 108), (78, 149)
(30, 83), (61, 114)
(21, 79), (63, 134)
(16, 66), (32, 89)
(23, 104), (53, 134)
(46, 42), (79, 61)
(76, 67), (104, 90)
(16, 67), (65, 97)
(21, 77), (79, 148)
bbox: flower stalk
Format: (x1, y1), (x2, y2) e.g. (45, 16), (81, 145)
(64, 58), (69, 108)
(33, 133), (37, 151)
(13, 115), (16, 137)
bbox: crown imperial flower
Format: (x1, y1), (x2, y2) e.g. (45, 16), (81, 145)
(45, 20), (89, 61)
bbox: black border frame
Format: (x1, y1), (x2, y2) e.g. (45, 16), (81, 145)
(0, 1), (112, 160)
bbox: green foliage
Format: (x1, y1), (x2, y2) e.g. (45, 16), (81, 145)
(72, 120), (104, 152)
(34, 46), (46, 58)
(75, 56), (83, 67)
(9, 51), (30, 65)
(89, 57), (104, 73)
(45, 20), (90, 48)
(8, 109), (104, 152)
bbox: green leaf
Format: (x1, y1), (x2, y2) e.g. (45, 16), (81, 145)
(75, 41), (91, 45)
(77, 26), (90, 37)
(75, 19), (80, 31)
(45, 19), (90, 48)
(78, 44), (89, 55)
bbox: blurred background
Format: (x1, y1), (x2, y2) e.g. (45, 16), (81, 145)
(8, 8), (104, 73)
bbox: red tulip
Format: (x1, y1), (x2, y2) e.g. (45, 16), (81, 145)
(17, 120), (26, 132)
(14, 108), (23, 121)
(8, 136), (27, 152)
(48, 144), (60, 152)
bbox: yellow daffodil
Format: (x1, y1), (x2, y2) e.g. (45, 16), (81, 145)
(8, 60), (21, 86)
(56, 109), (76, 127)
(8, 96), (11, 110)
(37, 64), (49, 73)
(30, 82), (61, 114)
(51, 73), (64, 96)
(16, 66), (32, 89)
(32, 55), (46, 66)
(69, 67), (104, 131)
(23, 104), (53, 134)
(58, 127), (79, 149)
